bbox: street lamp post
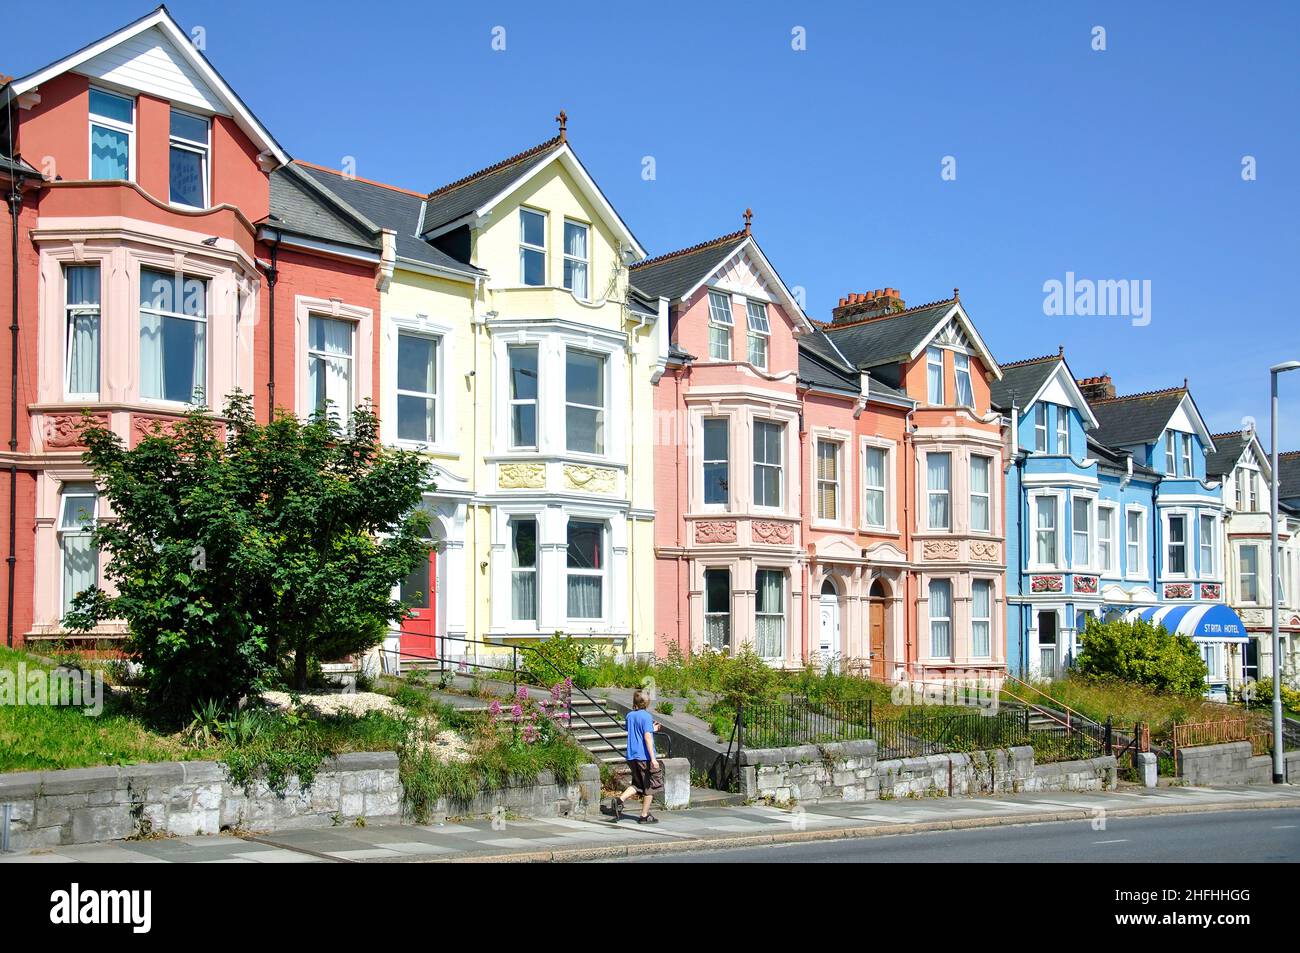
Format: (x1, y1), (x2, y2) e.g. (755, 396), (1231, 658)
(1269, 360), (1300, 783)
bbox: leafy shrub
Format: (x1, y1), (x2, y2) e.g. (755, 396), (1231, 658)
(1244, 677), (1300, 712)
(716, 648), (781, 708)
(520, 634), (596, 689)
(1075, 617), (1208, 695)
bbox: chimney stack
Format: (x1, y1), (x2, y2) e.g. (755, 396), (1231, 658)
(830, 287), (906, 324)
(1077, 374), (1116, 401)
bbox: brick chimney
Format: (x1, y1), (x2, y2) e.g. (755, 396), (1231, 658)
(1077, 374), (1116, 401)
(831, 288), (905, 324)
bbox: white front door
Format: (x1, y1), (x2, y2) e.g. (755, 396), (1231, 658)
(818, 592), (841, 663)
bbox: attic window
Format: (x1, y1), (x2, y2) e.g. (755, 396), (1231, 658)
(519, 208), (546, 286)
(169, 109), (210, 208)
(707, 291), (733, 361)
(746, 300), (769, 370)
(89, 89), (134, 181)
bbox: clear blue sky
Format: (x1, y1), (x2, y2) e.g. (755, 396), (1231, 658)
(8, 1), (1300, 448)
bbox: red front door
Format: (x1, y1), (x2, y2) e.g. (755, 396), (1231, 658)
(399, 550), (437, 659)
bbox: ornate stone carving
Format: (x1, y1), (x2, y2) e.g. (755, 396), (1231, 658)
(922, 539), (959, 561)
(1163, 583), (1193, 600)
(42, 412), (108, 450)
(969, 540), (1000, 562)
(1030, 574), (1063, 593)
(694, 520), (737, 544)
(563, 464), (617, 494)
(130, 414), (184, 445)
(498, 462), (546, 489)
(1073, 575), (1098, 595)
(1199, 583), (1221, 601)
(752, 520), (794, 545)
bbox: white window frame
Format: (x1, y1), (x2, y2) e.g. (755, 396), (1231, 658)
(393, 330), (441, 446)
(1165, 512), (1189, 578)
(509, 516), (539, 623)
(1125, 506), (1147, 580)
(1165, 432), (1177, 475)
(1201, 642), (1222, 680)
(926, 346), (944, 404)
(926, 451), (951, 531)
(507, 344), (539, 451)
(754, 568), (786, 660)
(58, 483), (98, 618)
(1199, 513), (1216, 578)
(707, 291), (733, 361)
(746, 299), (770, 371)
(564, 348), (607, 456)
(928, 577), (953, 659)
(63, 263), (101, 400)
(565, 517), (607, 622)
(1071, 495), (1094, 571)
(306, 314), (355, 419)
(816, 439), (842, 523)
(1055, 406), (1070, 456)
(168, 107), (210, 209)
(1029, 490), (1062, 571)
(1097, 503), (1118, 576)
(861, 440), (890, 531)
(88, 87), (134, 181)
(1239, 544), (1260, 604)
(1247, 471), (1259, 511)
(519, 207), (547, 287)
(969, 454), (992, 534)
(139, 267), (208, 406)
(954, 352), (974, 407)
(1033, 404), (1048, 453)
(562, 219), (589, 300)
(753, 419), (784, 510)
(1181, 433), (1193, 478)
(703, 567), (732, 652)
(971, 578), (993, 659)
(702, 417), (730, 510)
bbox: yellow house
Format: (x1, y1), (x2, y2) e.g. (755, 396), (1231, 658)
(293, 120), (663, 667)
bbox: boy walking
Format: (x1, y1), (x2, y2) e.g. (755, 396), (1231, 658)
(602, 689), (660, 823)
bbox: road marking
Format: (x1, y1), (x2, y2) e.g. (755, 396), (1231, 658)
(1273, 825), (1297, 829)
(1093, 839), (1129, 844)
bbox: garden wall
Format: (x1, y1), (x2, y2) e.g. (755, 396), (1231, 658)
(421, 763), (602, 823)
(1176, 741), (1300, 785)
(0, 752), (402, 849)
(740, 740), (1116, 804)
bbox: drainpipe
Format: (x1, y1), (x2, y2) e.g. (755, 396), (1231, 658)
(259, 230), (280, 421)
(5, 172), (21, 648)
(902, 406), (915, 675)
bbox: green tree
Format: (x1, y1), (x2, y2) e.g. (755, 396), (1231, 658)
(1075, 616), (1208, 695)
(65, 394), (432, 722)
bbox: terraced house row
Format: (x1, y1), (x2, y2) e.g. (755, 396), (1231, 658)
(3, 9), (1298, 693)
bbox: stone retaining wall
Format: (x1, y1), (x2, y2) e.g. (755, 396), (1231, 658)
(740, 740), (1116, 804)
(1176, 742), (1300, 785)
(421, 764), (602, 823)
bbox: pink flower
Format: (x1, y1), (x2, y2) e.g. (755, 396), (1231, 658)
(488, 700), (501, 716)
(516, 686), (528, 702)
(511, 703), (523, 722)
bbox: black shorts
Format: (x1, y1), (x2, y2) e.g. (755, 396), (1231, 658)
(628, 759), (661, 795)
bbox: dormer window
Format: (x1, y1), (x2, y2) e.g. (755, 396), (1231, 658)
(926, 346), (944, 404)
(954, 353), (974, 407)
(519, 208), (547, 286)
(89, 89), (134, 180)
(562, 220), (589, 299)
(1181, 433), (1193, 477)
(169, 109), (210, 208)
(707, 291), (733, 361)
(1164, 432), (1177, 475)
(1033, 404), (1048, 452)
(1055, 407), (1070, 455)
(746, 300), (770, 370)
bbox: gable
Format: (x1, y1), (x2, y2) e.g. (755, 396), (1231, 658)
(912, 303), (1002, 380)
(930, 317), (974, 351)
(78, 26), (224, 115)
(1165, 393), (1213, 446)
(705, 244), (775, 301)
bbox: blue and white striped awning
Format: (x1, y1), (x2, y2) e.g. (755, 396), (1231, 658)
(1124, 604), (1248, 642)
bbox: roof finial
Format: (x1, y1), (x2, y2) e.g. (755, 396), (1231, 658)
(953, 287), (959, 300)
(556, 109), (567, 142)
(1058, 345), (1065, 358)
(1183, 377), (1188, 389)
(743, 208), (753, 235)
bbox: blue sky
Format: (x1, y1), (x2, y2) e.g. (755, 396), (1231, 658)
(8, 1), (1300, 447)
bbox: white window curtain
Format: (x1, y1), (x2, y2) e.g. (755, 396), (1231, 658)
(864, 446), (886, 527)
(971, 580), (991, 657)
(1240, 546), (1258, 602)
(1099, 508), (1115, 573)
(929, 578), (952, 658)
(563, 221), (588, 299)
(927, 453), (950, 529)
(140, 269), (206, 404)
(1072, 498), (1091, 567)
(1199, 514), (1215, 576)
(927, 347), (943, 404)
(708, 291), (733, 361)
(970, 455), (990, 532)
(511, 518), (537, 622)
(954, 353), (974, 407)
(1034, 404), (1048, 452)
(308, 316), (354, 419)
(1126, 511), (1143, 573)
(65, 265), (100, 396)
(754, 569), (784, 658)
(58, 486), (97, 618)
(704, 568), (731, 651)
(1036, 496), (1058, 565)
(566, 520), (604, 619)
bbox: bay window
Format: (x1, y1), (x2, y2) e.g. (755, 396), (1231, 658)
(863, 446), (887, 528)
(971, 579), (992, 658)
(510, 518), (538, 622)
(970, 455), (991, 532)
(565, 350), (606, 455)
(1071, 497), (1092, 569)
(89, 88), (133, 180)
(1098, 506), (1116, 575)
(954, 353), (974, 407)
(1035, 496), (1058, 566)
(746, 300), (770, 370)
(1199, 514), (1215, 576)
(704, 568), (731, 651)
(703, 418), (729, 506)
(65, 265), (100, 398)
(307, 315), (354, 417)
(929, 578), (952, 658)
(707, 291), (733, 361)
(508, 345), (539, 449)
(59, 485), (98, 619)
(563, 220), (589, 299)
(1239, 545), (1259, 603)
(396, 333), (439, 443)
(753, 420), (783, 508)
(139, 268), (207, 404)
(1167, 514), (1187, 576)
(566, 519), (604, 619)
(926, 452), (951, 530)
(1126, 510), (1144, 575)
(519, 208), (546, 286)
(754, 569), (784, 659)
(169, 108), (210, 208)
(816, 440), (841, 521)
(926, 346), (944, 404)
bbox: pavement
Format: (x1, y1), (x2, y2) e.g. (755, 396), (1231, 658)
(3, 784), (1298, 864)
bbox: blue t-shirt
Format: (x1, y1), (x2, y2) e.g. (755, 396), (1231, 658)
(626, 709), (655, 762)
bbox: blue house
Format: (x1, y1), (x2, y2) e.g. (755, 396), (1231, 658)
(993, 361), (1246, 694)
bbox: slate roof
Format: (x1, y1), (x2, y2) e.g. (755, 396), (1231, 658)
(1086, 436), (1160, 479)
(1087, 387), (1188, 449)
(989, 354), (1061, 412)
(625, 287), (658, 318)
(420, 137), (565, 237)
(628, 231), (749, 302)
(1205, 431), (1252, 479)
(818, 297), (958, 370)
(798, 329), (911, 403)
(1279, 451), (1300, 504)
(267, 163), (379, 253)
(0, 153), (42, 179)
(295, 164), (483, 277)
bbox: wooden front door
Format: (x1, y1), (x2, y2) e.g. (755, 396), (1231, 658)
(399, 549), (437, 659)
(869, 600), (886, 678)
